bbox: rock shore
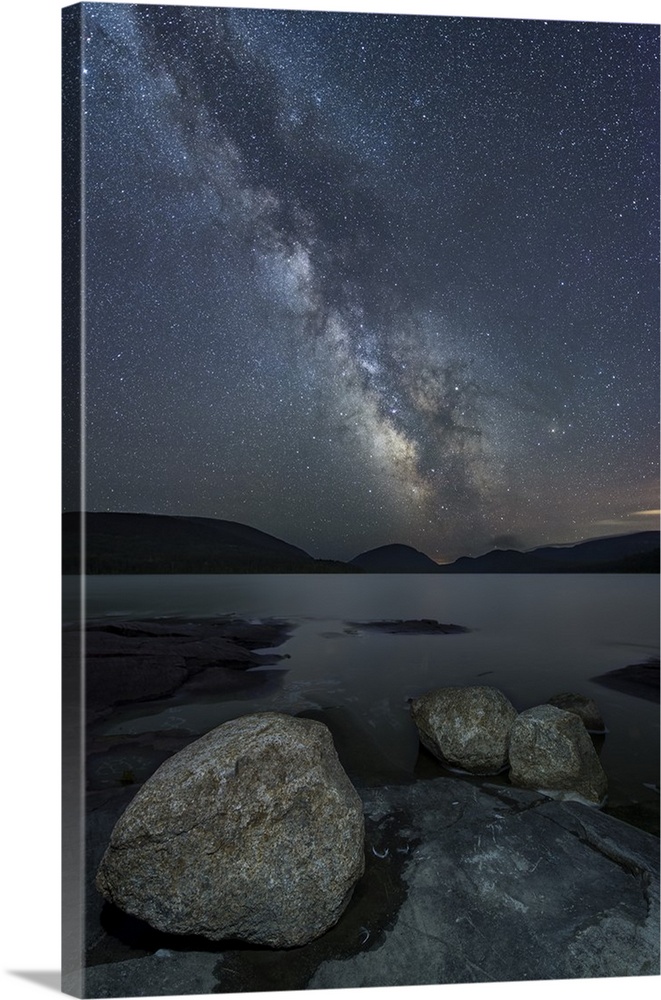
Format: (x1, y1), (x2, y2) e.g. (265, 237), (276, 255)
(72, 776), (659, 997)
(67, 617), (659, 996)
(63, 616), (293, 719)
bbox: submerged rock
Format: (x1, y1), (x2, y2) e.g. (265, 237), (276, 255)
(591, 658), (660, 703)
(508, 704), (608, 804)
(410, 685), (518, 774)
(546, 692), (605, 732)
(348, 619), (468, 634)
(95, 712), (365, 947)
(347, 618), (470, 635)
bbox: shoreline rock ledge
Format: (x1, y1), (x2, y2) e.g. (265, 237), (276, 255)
(95, 712), (365, 947)
(308, 779), (660, 988)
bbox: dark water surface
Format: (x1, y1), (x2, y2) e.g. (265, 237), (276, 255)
(65, 573), (659, 815)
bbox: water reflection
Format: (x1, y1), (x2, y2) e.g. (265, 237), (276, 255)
(69, 573), (660, 814)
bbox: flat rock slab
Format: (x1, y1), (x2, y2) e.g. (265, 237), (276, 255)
(310, 779), (659, 988)
(348, 619), (469, 634)
(85, 658), (190, 711)
(64, 617), (294, 718)
(64, 950), (223, 999)
(85, 617), (292, 650)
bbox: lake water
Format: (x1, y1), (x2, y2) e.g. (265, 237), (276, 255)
(65, 573), (660, 815)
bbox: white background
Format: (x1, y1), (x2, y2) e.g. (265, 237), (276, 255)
(1, 1), (658, 999)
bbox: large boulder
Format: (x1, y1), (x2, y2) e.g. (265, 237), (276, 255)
(410, 685), (518, 774)
(95, 712), (365, 947)
(508, 705), (608, 804)
(546, 692), (605, 733)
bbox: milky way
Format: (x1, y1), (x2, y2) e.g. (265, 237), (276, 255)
(63, 2), (659, 561)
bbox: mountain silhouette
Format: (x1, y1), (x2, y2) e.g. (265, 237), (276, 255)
(351, 532), (658, 573)
(62, 512), (356, 574)
(437, 532), (659, 573)
(62, 512), (658, 574)
(350, 543), (441, 573)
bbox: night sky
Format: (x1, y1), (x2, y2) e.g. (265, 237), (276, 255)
(66, 1), (660, 562)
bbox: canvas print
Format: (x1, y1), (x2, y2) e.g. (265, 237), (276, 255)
(62, 2), (660, 997)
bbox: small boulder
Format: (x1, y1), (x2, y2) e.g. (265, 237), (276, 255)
(546, 692), (605, 732)
(508, 705), (608, 804)
(410, 685), (518, 774)
(96, 712), (365, 947)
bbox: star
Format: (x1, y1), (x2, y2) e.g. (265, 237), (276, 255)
(63, 2), (659, 559)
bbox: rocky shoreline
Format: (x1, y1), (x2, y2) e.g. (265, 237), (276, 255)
(68, 616), (660, 995)
(71, 776), (659, 997)
(64, 615), (294, 723)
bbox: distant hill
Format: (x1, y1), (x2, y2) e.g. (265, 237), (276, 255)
(350, 543), (441, 573)
(437, 532), (660, 574)
(532, 532), (660, 566)
(62, 512), (359, 574)
(62, 513), (659, 574)
(349, 531), (658, 574)
(439, 549), (549, 573)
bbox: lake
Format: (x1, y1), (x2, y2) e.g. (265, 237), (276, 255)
(65, 573), (660, 819)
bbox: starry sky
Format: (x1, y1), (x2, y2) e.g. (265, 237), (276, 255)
(63, 1), (660, 562)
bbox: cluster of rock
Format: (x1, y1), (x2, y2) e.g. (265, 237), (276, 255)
(410, 685), (608, 804)
(96, 686), (610, 951)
